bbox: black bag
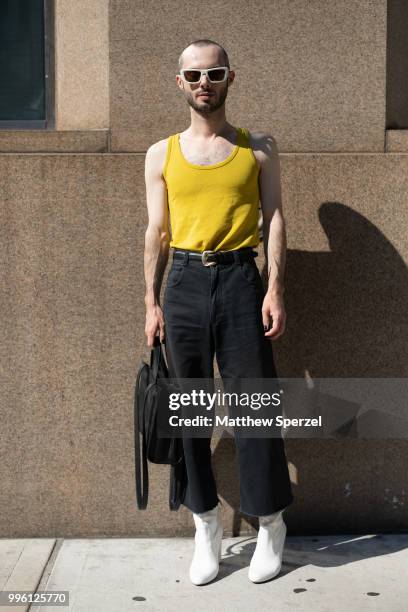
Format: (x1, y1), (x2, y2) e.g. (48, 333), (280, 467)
(134, 336), (185, 510)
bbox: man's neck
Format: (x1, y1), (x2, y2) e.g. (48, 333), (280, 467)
(186, 108), (234, 139)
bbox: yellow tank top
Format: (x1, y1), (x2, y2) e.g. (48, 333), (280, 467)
(162, 127), (260, 252)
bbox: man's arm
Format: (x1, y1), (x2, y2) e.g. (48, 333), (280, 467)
(251, 132), (287, 339)
(144, 139), (170, 347)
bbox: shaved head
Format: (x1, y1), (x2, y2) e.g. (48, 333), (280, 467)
(178, 39), (230, 71)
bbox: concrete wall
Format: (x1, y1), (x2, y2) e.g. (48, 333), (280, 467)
(0, 152), (407, 537)
(109, 0), (386, 152)
(0, 0), (407, 536)
(55, 0), (110, 130)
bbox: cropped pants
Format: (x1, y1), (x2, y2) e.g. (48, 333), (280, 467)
(162, 247), (294, 517)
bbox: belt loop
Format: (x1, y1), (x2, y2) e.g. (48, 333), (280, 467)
(183, 251), (189, 266)
(233, 251), (241, 264)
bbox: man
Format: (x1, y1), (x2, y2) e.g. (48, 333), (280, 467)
(144, 39), (294, 585)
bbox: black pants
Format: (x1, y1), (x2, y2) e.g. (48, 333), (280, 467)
(163, 248), (294, 517)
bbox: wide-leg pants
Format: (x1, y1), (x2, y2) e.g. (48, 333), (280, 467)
(162, 247), (294, 517)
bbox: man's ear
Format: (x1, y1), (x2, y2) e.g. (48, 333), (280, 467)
(228, 70), (235, 85)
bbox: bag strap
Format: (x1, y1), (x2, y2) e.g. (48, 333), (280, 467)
(134, 363), (149, 509)
(150, 336), (162, 381)
(169, 464), (181, 511)
(168, 451), (187, 510)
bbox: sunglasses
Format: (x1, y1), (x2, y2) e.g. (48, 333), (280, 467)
(179, 66), (229, 84)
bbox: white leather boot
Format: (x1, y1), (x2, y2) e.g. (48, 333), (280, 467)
(248, 509), (287, 583)
(189, 503), (223, 586)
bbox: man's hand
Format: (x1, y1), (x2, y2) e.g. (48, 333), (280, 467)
(145, 304), (165, 348)
(262, 291), (286, 339)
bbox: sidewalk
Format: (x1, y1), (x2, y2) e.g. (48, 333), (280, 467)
(1, 534), (407, 611)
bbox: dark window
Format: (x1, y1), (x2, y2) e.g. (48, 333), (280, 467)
(387, 0), (408, 129)
(0, 0), (54, 128)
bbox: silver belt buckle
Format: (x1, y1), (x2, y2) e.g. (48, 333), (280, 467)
(201, 250), (217, 266)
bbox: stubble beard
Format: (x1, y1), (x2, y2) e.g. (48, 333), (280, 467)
(185, 82), (229, 115)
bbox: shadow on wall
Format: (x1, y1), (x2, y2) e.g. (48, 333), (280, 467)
(276, 201), (408, 378)
(212, 202), (408, 533)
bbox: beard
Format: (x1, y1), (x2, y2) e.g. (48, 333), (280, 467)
(184, 81), (229, 114)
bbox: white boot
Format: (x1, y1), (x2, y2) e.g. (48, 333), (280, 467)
(248, 509), (287, 583)
(189, 503), (223, 586)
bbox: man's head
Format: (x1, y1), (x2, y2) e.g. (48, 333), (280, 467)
(176, 39), (235, 115)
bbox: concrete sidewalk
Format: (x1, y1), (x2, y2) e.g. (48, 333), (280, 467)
(1, 534), (407, 611)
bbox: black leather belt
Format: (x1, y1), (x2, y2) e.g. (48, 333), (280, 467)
(172, 247), (258, 267)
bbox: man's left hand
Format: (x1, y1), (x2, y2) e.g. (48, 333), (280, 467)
(262, 291), (286, 339)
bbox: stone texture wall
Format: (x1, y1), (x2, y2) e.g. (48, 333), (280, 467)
(109, 0), (386, 152)
(0, 0), (407, 536)
(0, 152), (407, 536)
(55, 0), (110, 130)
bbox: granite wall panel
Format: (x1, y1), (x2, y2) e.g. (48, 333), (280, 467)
(109, 0), (386, 152)
(0, 152), (406, 535)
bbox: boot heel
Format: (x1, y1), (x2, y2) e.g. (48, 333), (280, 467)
(217, 523), (223, 563)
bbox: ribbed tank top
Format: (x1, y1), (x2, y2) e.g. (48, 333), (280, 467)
(162, 127), (260, 252)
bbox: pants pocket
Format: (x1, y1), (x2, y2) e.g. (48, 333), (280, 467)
(238, 260), (262, 287)
(166, 265), (185, 288)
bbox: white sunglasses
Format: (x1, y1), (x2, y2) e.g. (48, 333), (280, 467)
(179, 66), (229, 84)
